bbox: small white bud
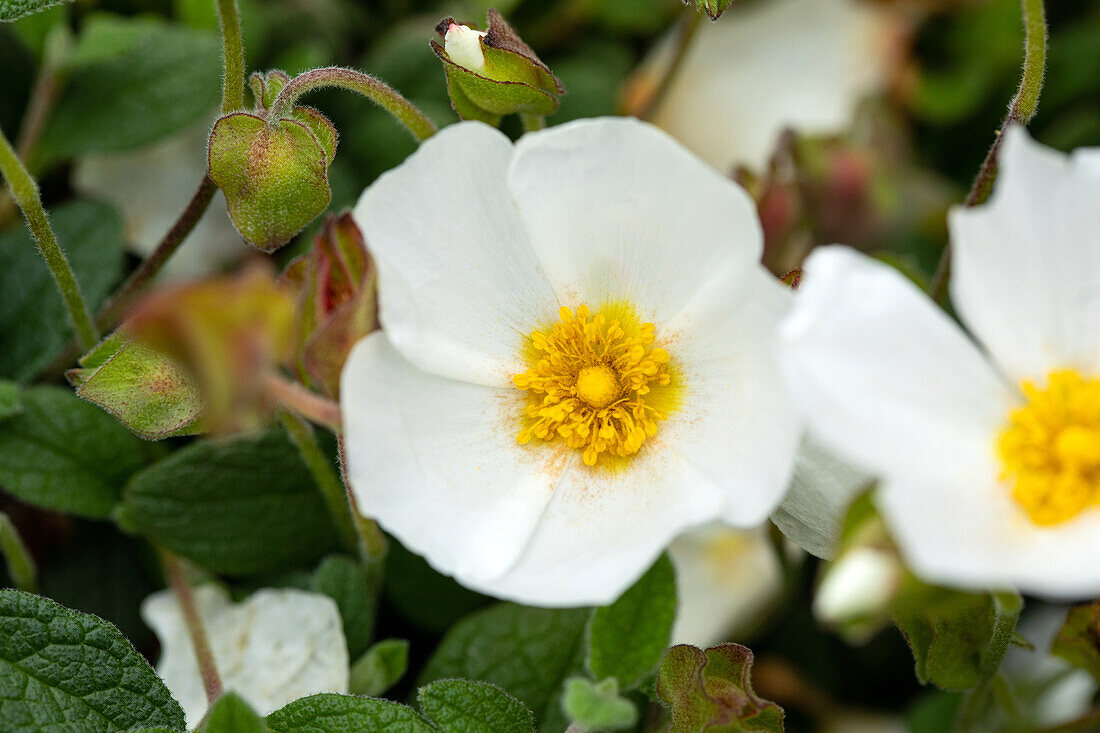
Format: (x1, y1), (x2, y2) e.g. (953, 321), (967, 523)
(813, 547), (900, 624)
(444, 23), (487, 73)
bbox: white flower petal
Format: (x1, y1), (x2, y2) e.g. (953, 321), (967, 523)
(879, 473), (1100, 599)
(950, 125), (1100, 381)
(340, 333), (566, 585)
(73, 117), (247, 281)
(648, 0), (893, 172)
(471, 447), (725, 607)
(353, 122), (559, 386)
(507, 117), (763, 329)
(658, 266), (802, 526)
(141, 586), (347, 728)
(668, 524), (783, 647)
(779, 246), (1013, 481)
(772, 436), (873, 559)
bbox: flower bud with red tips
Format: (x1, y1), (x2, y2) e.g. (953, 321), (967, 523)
(432, 9), (563, 126)
(281, 213), (377, 398)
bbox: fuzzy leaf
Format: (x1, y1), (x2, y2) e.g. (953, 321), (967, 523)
(0, 589), (185, 732)
(1052, 602), (1100, 682)
(266, 693), (433, 733)
(123, 429), (337, 575)
(656, 644), (783, 732)
(893, 591), (996, 690)
(0, 201), (125, 382)
(0, 386), (162, 517)
(683, 0), (735, 20)
(418, 679), (535, 733)
(587, 554), (676, 689)
(201, 693), (269, 733)
(420, 603), (590, 733)
(561, 677), (638, 732)
(0, 0), (70, 22)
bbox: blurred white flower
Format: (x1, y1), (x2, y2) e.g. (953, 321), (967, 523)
(813, 546), (901, 625)
(73, 118), (248, 281)
(142, 585), (348, 728)
(640, 0), (897, 173)
(341, 118), (802, 606)
(780, 127), (1100, 598)
(668, 524), (784, 647)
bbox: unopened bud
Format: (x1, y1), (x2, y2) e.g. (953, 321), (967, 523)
(814, 547), (902, 634)
(443, 24), (487, 73)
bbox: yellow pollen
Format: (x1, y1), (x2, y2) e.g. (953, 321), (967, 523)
(998, 370), (1100, 525)
(512, 303), (675, 467)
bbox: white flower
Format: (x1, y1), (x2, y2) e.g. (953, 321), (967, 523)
(668, 524), (785, 647)
(141, 586), (348, 728)
(73, 118), (248, 281)
(813, 546), (901, 625)
(643, 0), (896, 173)
(341, 118), (802, 606)
(779, 126), (1100, 598)
(444, 23), (488, 73)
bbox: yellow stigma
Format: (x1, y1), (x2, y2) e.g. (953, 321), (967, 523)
(512, 303), (675, 467)
(999, 370), (1100, 525)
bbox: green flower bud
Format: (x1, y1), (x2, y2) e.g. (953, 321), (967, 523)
(432, 10), (563, 126)
(208, 71), (338, 252)
(685, 0), (735, 20)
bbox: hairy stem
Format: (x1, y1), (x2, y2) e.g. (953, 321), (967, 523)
(277, 409), (359, 554)
(161, 551), (222, 705)
(263, 372), (343, 433)
(0, 512), (37, 593)
(0, 125), (97, 350)
(929, 0), (1046, 304)
(266, 67), (436, 142)
(216, 0), (245, 113)
(955, 591), (1023, 731)
(336, 436), (388, 562)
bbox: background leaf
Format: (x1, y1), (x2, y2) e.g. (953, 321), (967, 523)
(0, 589), (185, 732)
(123, 428), (337, 575)
(0, 385), (162, 517)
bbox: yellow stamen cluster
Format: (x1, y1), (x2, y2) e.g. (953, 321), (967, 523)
(999, 370), (1100, 525)
(513, 304), (672, 466)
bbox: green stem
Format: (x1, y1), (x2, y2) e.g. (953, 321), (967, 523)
(266, 67), (436, 142)
(0, 125), (97, 350)
(0, 512), (37, 593)
(216, 0), (245, 113)
(955, 591), (1023, 731)
(929, 0), (1046, 305)
(520, 114), (546, 133)
(277, 409), (359, 555)
(161, 550), (222, 705)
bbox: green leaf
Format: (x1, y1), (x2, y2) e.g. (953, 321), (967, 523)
(349, 639), (409, 697)
(123, 429), (337, 575)
(656, 644), (783, 733)
(0, 386), (162, 517)
(266, 693), (433, 733)
(587, 554), (676, 689)
(35, 19), (220, 163)
(419, 603), (591, 733)
(201, 693), (269, 733)
(684, 0), (734, 20)
(0, 589), (185, 732)
(0, 0), (70, 22)
(561, 677), (638, 732)
(418, 679), (535, 733)
(311, 554), (375, 659)
(0, 381), (20, 421)
(893, 591), (995, 690)
(1052, 602), (1100, 682)
(0, 200), (125, 382)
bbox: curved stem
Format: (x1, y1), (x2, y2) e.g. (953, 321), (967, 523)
(263, 372), (342, 433)
(0, 125), (97, 350)
(337, 436), (388, 562)
(95, 176), (218, 332)
(266, 67), (436, 142)
(929, 0), (1046, 305)
(277, 409), (359, 555)
(520, 114), (545, 133)
(639, 9), (702, 121)
(216, 0), (245, 113)
(161, 550), (222, 706)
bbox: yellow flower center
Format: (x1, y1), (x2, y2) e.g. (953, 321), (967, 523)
(512, 304), (675, 467)
(999, 370), (1100, 525)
